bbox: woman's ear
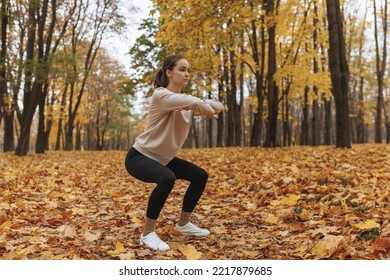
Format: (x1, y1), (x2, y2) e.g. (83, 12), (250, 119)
(166, 69), (172, 79)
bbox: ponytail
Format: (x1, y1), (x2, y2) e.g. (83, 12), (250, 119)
(153, 68), (169, 88)
(153, 55), (185, 88)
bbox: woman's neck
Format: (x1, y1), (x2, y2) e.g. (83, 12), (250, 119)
(166, 84), (182, 93)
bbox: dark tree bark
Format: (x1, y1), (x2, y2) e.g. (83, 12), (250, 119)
(35, 0), (52, 153)
(207, 91), (213, 148)
(249, 14), (266, 147)
(312, 5), (320, 146)
(325, 0), (351, 148)
(216, 76), (224, 147)
(373, 0), (387, 143)
(15, 0), (38, 156)
(264, 0), (279, 147)
(0, 0), (8, 127)
(301, 86), (309, 145)
(1, 0), (14, 152)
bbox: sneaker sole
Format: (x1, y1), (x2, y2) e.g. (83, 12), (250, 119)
(140, 239), (170, 250)
(179, 232), (210, 237)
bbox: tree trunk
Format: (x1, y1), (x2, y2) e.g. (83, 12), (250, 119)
(373, 0), (387, 143)
(44, 85), (56, 150)
(1, 0), (14, 152)
(264, 0), (279, 147)
(356, 76), (365, 143)
(325, 0), (351, 148)
(216, 78), (224, 147)
(224, 46), (235, 147)
(36, 0), (57, 153)
(15, 0), (39, 156)
(301, 86), (309, 145)
(235, 33), (244, 147)
(75, 121), (81, 150)
(3, 113), (14, 152)
(0, 0), (8, 129)
(312, 98), (320, 146)
(324, 98), (332, 145)
(312, 9), (320, 146)
(208, 92), (213, 147)
(193, 120), (199, 149)
(250, 0), (266, 147)
(55, 83), (68, 150)
(383, 102), (390, 143)
(356, 10), (367, 144)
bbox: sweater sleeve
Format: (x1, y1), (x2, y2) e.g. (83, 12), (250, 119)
(204, 99), (224, 114)
(157, 89), (215, 116)
(193, 99), (224, 116)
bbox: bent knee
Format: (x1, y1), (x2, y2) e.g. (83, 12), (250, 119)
(197, 168), (209, 183)
(158, 172), (176, 187)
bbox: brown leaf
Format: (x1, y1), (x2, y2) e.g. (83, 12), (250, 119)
(370, 238), (390, 253)
(290, 221), (306, 233)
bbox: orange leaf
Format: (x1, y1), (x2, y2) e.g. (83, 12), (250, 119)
(15, 201), (29, 212)
(370, 238), (390, 253)
(290, 221), (306, 232)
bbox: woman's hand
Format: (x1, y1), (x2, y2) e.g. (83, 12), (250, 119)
(204, 115), (213, 120)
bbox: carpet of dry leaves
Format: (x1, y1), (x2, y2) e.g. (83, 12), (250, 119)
(1, 144), (389, 260)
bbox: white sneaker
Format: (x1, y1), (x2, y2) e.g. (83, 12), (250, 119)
(140, 232), (170, 250)
(175, 222), (210, 237)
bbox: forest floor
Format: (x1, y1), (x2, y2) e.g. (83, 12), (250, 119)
(0, 144), (389, 260)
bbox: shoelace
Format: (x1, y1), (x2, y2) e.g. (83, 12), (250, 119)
(185, 222), (202, 231)
(148, 233), (163, 243)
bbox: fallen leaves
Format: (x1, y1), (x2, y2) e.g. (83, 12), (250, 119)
(58, 225), (76, 238)
(311, 235), (345, 259)
(179, 244), (202, 260)
(0, 144), (389, 260)
(107, 241), (126, 256)
(84, 231), (101, 242)
(354, 220), (380, 230)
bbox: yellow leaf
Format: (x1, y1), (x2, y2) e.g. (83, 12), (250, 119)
(17, 248), (31, 256)
(16, 201), (29, 211)
(109, 189), (122, 198)
(290, 165), (300, 173)
(0, 220), (11, 229)
(131, 217), (141, 223)
(354, 220), (380, 230)
(311, 235), (344, 259)
(264, 215), (279, 224)
(179, 244), (202, 260)
(107, 242), (126, 256)
(280, 195), (301, 206)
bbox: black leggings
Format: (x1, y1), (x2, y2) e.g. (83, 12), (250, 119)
(125, 147), (208, 220)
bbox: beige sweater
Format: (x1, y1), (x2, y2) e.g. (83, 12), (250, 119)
(133, 87), (224, 165)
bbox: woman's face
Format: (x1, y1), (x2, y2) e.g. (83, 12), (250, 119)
(166, 59), (190, 88)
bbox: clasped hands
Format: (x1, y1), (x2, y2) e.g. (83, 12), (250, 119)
(175, 108), (215, 120)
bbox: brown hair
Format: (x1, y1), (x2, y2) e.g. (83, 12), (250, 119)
(154, 55), (185, 88)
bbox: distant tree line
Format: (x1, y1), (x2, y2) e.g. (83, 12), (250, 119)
(130, 0), (389, 149)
